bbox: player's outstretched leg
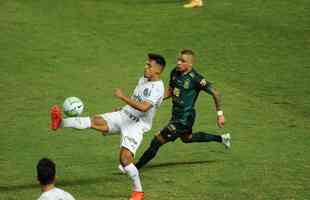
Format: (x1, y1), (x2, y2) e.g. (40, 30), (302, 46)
(135, 136), (163, 169)
(50, 105), (92, 130)
(50, 105), (62, 130)
(182, 132), (231, 148)
(51, 108), (109, 132)
(62, 116), (92, 130)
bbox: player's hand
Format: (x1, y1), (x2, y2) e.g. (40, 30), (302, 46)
(217, 115), (225, 128)
(114, 88), (124, 99)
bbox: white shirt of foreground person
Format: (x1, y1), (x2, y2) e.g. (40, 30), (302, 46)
(37, 187), (75, 200)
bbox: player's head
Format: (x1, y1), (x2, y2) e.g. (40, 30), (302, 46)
(144, 53), (166, 79)
(37, 158), (56, 186)
(177, 49), (195, 72)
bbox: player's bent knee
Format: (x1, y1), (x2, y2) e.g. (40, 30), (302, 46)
(159, 127), (178, 142)
(155, 133), (168, 144)
(181, 138), (192, 143)
(120, 147), (133, 167)
(91, 115), (109, 132)
(91, 115), (105, 125)
(180, 134), (193, 143)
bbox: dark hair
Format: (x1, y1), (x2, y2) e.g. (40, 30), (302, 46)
(148, 53), (166, 69)
(37, 158), (56, 185)
(180, 49), (195, 56)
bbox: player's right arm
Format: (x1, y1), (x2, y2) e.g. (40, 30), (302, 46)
(114, 88), (152, 112)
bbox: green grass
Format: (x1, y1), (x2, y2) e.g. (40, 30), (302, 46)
(0, 0), (309, 199)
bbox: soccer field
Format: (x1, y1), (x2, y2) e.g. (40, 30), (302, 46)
(0, 0), (309, 199)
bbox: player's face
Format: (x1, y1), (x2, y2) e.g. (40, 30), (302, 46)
(144, 59), (160, 79)
(177, 54), (193, 72)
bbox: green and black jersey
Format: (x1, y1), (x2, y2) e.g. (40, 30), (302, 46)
(169, 67), (213, 126)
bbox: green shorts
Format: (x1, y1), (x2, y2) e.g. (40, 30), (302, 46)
(160, 111), (196, 142)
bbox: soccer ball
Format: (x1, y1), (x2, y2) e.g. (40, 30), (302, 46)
(63, 97), (84, 117)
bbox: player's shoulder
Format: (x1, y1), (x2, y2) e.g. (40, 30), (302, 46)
(56, 188), (76, 200)
(64, 191), (76, 200)
(190, 68), (212, 87)
(190, 68), (204, 79)
(150, 80), (164, 91)
(138, 76), (147, 84)
(37, 193), (49, 200)
(170, 67), (178, 75)
(37, 190), (53, 200)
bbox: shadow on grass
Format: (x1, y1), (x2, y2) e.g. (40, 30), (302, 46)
(142, 159), (221, 171)
(0, 183), (38, 192)
(111, 159), (222, 175)
(0, 176), (122, 193)
(0, 160), (220, 193)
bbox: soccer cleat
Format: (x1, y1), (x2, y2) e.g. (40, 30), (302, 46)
(221, 133), (231, 148)
(50, 105), (62, 130)
(129, 191), (144, 200)
(183, 0), (203, 8)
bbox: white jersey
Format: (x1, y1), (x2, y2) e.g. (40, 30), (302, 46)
(122, 76), (164, 130)
(37, 187), (75, 200)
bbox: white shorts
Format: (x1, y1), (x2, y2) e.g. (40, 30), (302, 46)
(101, 110), (149, 154)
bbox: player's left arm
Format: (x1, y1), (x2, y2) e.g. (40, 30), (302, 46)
(199, 79), (225, 128)
(114, 88), (152, 112)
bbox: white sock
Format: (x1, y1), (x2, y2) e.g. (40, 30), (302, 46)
(123, 163), (143, 192)
(62, 117), (91, 129)
(118, 164), (126, 174)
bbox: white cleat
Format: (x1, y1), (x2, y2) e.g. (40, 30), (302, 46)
(183, 0), (203, 8)
(221, 133), (231, 149)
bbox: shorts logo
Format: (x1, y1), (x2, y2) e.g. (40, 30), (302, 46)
(124, 136), (138, 145)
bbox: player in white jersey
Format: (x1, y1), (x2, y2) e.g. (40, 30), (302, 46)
(50, 53), (166, 200)
(37, 158), (75, 200)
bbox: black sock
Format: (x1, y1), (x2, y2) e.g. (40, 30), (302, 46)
(188, 132), (222, 143)
(135, 137), (162, 169)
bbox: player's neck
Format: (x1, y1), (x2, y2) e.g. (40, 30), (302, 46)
(41, 184), (55, 193)
(148, 75), (160, 82)
(182, 67), (192, 75)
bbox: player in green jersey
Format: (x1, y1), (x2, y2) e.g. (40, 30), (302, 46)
(135, 49), (231, 169)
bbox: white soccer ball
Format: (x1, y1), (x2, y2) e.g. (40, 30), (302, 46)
(63, 97), (84, 117)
